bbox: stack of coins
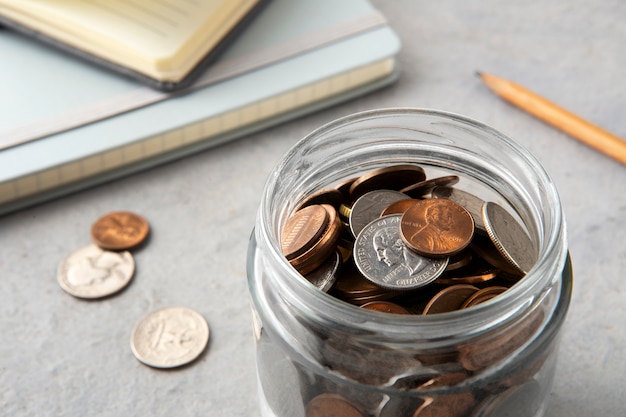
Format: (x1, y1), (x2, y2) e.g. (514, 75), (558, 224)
(56, 211), (209, 369)
(274, 164), (549, 417)
(280, 164), (536, 315)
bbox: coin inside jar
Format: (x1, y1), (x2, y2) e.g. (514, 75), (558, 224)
(305, 393), (364, 417)
(348, 164), (426, 199)
(90, 211), (150, 250)
(353, 215), (448, 291)
(281, 204), (330, 260)
(288, 204), (342, 275)
(400, 199), (474, 257)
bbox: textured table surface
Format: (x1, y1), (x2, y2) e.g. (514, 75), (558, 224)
(1, 1), (625, 416)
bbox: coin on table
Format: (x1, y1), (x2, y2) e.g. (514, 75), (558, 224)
(131, 306), (210, 369)
(482, 201), (536, 274)
(400, 198), (474, 257)
(57, 243), (135, 299)
(91, 211), (150, 250)
(306, 393), (364, 417)
(353, 215), (448, 291)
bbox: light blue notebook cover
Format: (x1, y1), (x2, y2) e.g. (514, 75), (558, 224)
(0, 0), (401, 215)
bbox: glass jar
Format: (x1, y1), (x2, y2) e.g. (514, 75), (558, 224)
(247, 108), (572, 417)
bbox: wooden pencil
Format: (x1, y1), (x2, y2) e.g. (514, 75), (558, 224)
(478, 72), (626, 166)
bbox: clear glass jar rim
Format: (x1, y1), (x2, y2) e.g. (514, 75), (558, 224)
(256, 107), (568, 340)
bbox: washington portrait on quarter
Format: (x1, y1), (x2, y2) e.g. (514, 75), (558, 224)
(57, 243), (135, 299)
(354, 215), (447, 291)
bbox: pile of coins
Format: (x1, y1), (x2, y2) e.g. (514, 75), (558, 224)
(280, 164), (536, 315)
(272, 164), (552, 417)
(56, 211), (209, 369)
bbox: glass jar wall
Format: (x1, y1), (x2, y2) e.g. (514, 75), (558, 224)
(247, 108), (572, 417)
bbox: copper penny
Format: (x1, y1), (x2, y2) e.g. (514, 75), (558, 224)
(412, 392), (475, 417)
(432, 186), (487, 234)
(380, 198), (418, 216)
(360, 301), (411, 314)
(422, 284), (479, 315)
(90, 211), (150, 250)
(400, 175), (460, 198)
(306, 393), (364, 417)
(400, 199), (474, 257)
(289, 204), (342, 275)
(348, 164), (426, 199)
(281, 204), (329, 260)
(434, 269), (498, 285)
(460, 286), (508, 309)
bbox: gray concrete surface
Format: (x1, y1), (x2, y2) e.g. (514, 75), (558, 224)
(1, 1), (625, 416)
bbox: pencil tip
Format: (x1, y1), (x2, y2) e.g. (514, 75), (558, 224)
(475, 71), (483, 78)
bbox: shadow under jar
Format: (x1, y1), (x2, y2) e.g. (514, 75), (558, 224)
(247, 108), (572, 417)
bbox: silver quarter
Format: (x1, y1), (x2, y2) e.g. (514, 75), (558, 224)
(131, 306), (210, 369)
(57, 243), (134, 299)
(482, 201), (537, 274)
(353, 215), (448, 291)
(349, 190), (408, 238)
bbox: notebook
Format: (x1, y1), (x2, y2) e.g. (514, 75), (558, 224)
(0, 0), (270, 91)
(0, 0), (401, 216)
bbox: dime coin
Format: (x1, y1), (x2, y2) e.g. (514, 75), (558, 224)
(349, 189), (408, 238)
(400, 199), (474, 257)
(360, 301), (411, 314)
(353, 215), (447, 291)
(131, 306), (209, 369)
(482, 202), (536, 274)
(421, 284), (479, 315)
(57, 243), (135, 299)
(91, 211), (150, 250)
(306, 393), (364, 417)
(281, 205), (329, 260)
(460, 286), (507, 309)
(348, 164), (426, 199)
(400, 175), (460, 198)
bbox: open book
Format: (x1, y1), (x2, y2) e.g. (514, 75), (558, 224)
(0, 0), (268, 91)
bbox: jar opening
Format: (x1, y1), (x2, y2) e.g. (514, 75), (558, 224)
(256, 107), (568, 343)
